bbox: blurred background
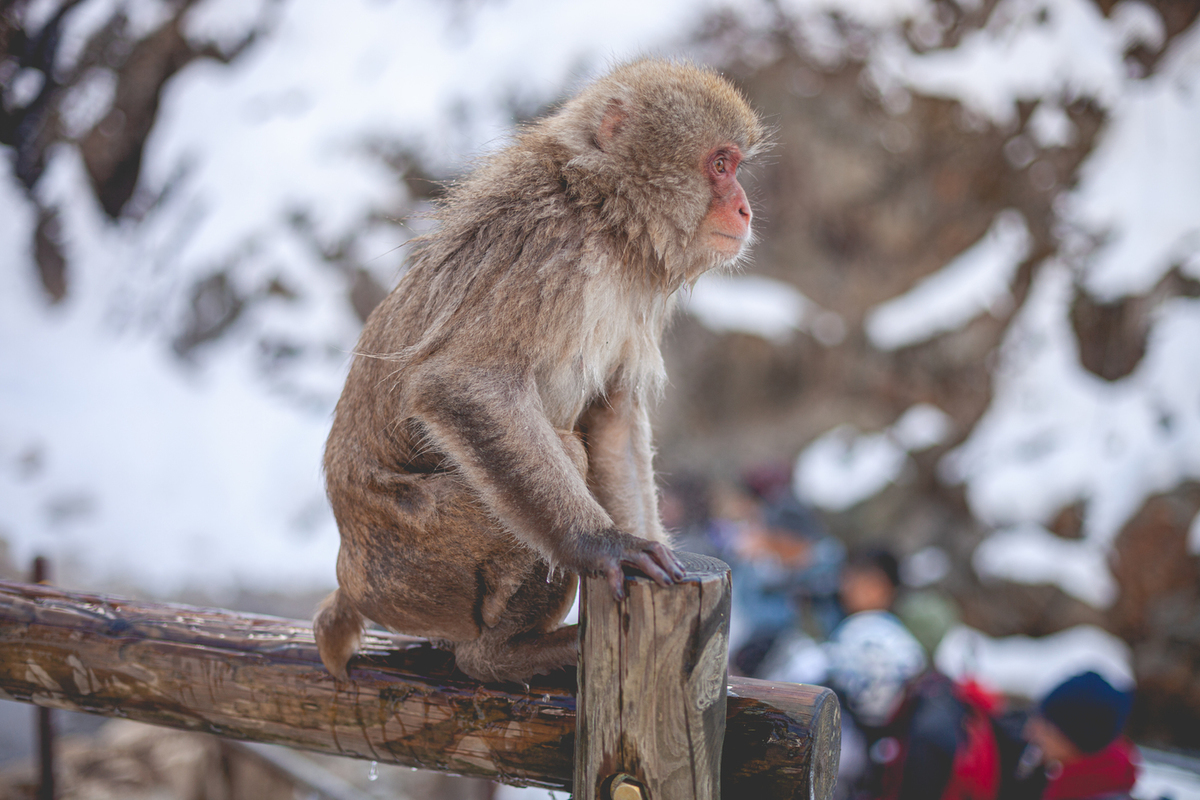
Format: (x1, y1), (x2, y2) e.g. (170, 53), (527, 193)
(1, 0), (1199, 797)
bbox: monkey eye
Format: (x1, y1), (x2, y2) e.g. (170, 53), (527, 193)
(709, 148), (738, 179)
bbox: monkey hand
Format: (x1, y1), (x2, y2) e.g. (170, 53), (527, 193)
(569, 529), (686, 600)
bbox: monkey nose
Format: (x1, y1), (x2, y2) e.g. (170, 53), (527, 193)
(733, 184), (752, 224)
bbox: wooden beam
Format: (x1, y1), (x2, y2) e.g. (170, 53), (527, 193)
(576, 552), (731, 800)
(0, 580), (839, 799)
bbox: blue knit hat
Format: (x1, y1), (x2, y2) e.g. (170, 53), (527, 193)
(1039, 671), (1133, 753)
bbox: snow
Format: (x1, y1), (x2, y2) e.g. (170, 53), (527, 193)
(776, 0), (927, 28)
(865, 210), (1031, 351)
(684, 273), (845, 344)
(1026, 102), (1075, 148)
(795, 402), (952, 510)
(861, 0), (1200, 575)
(184, 0), (274, 51)
(973, 523), (1117, 608)
(868, 0), (1200, 304)
(59, 68), (119, 140)
(795, 425), (908, 511)
(900, 545), (951, 587)
(54, 0), (166, 74)
(0, 152), (37, 290)
(943, 262), (1200, 550)
(935, 624), (1135, 701)
(870, 0), (1154, 127)
(1136, 759), (1200, 800)
(893, 4), (1200, 607)
(0, 153), (339, 595)
(20, 0), (62, 32)
(9, 68), (44, 108)
(890, 403), (952, 451)
(1111, 1), (1167, 53)
(1065, 21), (1200, 300)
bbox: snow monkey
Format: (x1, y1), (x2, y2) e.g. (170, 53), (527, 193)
(315, 59), (767, 683)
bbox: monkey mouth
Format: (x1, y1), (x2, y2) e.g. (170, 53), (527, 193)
(710, 230), (749, 256)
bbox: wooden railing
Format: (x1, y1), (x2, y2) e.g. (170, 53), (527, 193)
(0, 554), (839, 800)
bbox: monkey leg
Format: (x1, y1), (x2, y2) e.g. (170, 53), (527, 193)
(451, 624), (579, 684)
(313, 588), (365, 680)
(319, 470), (579, 682)
(448, 560), (579, 684)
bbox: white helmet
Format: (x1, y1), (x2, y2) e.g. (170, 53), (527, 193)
(826, 611), (927, 726)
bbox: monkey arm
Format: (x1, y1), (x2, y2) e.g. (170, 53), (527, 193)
(580, 389), (666, 544)
(629, 399), (667, 543)
(409, 368), (683, 598)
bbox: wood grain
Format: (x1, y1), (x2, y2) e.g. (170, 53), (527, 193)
(575, 552), (731, 800)
(0, 579), (838, 798)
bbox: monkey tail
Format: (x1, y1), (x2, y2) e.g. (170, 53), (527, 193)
(313, 589), (364, 680)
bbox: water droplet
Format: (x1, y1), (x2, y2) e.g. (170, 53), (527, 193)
(542, 694), (551, 703)
(522, 682), (531, 693)
(368, 761), (379, 781)
(409, 766), (418, 772)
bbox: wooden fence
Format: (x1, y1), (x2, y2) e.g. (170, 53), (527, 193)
(0, 553), (839, 800)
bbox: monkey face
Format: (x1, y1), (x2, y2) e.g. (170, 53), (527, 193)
(700, 144), (753, 259)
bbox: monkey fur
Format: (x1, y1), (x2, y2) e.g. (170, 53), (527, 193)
(315, 59), (766, 683)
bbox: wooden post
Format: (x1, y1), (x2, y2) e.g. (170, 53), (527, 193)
(575, 552), (731, 800)
(0, 579), (839, 798)
(31, 557), (55, 800)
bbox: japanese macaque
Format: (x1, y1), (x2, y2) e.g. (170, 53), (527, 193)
(315, 59), (766, 683)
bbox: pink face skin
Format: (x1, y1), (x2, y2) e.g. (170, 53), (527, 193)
(1024, 715), (1086, 767)
(702, 144), (752, 256)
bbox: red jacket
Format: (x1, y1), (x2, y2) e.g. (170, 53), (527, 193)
(874, 676), (1002, 800)
(1042, 738), (1139, 800)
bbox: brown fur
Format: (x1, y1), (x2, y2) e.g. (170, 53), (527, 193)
(315, 59), (766, 683)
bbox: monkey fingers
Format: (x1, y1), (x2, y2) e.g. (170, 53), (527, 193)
(594, 536), (685, 600)
(622, 542), (685, 584)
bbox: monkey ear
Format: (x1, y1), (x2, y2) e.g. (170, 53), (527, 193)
(594, 98), (628, 152)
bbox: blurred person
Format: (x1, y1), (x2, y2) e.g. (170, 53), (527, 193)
(728, 494), (843, 676)
(827, 611), (1003, 800)
(842, 545), (961, 657)
(893, 588), (961, 658)
(741, 461), (796, 505)
(840, 546), (901, 615)
(659, 473), (728, 558)
(995, 672), (1138, 800)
